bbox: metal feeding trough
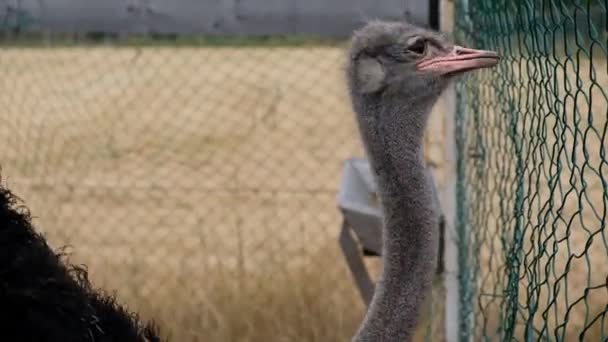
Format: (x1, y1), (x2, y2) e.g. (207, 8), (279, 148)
(337, 157), (445, 306)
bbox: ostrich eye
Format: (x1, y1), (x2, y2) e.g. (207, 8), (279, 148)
(406, 38), (427, 55)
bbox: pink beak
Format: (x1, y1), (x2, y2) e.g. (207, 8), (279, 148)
(417, 45), (500, 75)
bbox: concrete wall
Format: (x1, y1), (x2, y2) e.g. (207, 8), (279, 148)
(0, 0), (437, 37)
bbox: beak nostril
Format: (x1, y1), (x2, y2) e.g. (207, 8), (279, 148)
(453, 47), (465, 55)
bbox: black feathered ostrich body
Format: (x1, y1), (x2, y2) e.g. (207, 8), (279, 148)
(346, 21), (499, 341)
(0, 180), (162, 342)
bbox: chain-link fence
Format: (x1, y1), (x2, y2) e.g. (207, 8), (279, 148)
(0, 37), (357, 341)
(0, 26), (451, 342)
(454, 0), (607, 340)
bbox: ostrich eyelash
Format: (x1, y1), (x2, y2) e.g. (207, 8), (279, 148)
(406, 39), (427, 55)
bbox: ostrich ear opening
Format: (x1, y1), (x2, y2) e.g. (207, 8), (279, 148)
(356, 57), (385, 94)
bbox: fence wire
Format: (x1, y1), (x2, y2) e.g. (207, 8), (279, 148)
(0, 38), (360, 341)
(0, 30), (448, 341)
(454, 0), (608, 341)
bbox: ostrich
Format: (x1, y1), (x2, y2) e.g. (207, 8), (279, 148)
(345, 21), (499, 341)
(0, 178), (162, 341)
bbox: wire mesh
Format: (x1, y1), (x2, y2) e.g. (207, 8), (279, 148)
(454, 0), (608, 341)
(0, 37), (359, 341)
(0, 30), (448, 341)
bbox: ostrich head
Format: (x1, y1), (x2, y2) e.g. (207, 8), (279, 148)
(346, 20), (499, 111)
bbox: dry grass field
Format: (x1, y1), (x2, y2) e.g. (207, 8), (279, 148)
(0, 45), (446, 341)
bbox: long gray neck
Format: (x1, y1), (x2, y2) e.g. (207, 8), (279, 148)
(352, 94), (439, 342)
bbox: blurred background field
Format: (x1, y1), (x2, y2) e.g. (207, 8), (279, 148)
(0, 43), (447, 341)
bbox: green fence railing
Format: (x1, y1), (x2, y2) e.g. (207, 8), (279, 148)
(454, 0), (607, 341)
